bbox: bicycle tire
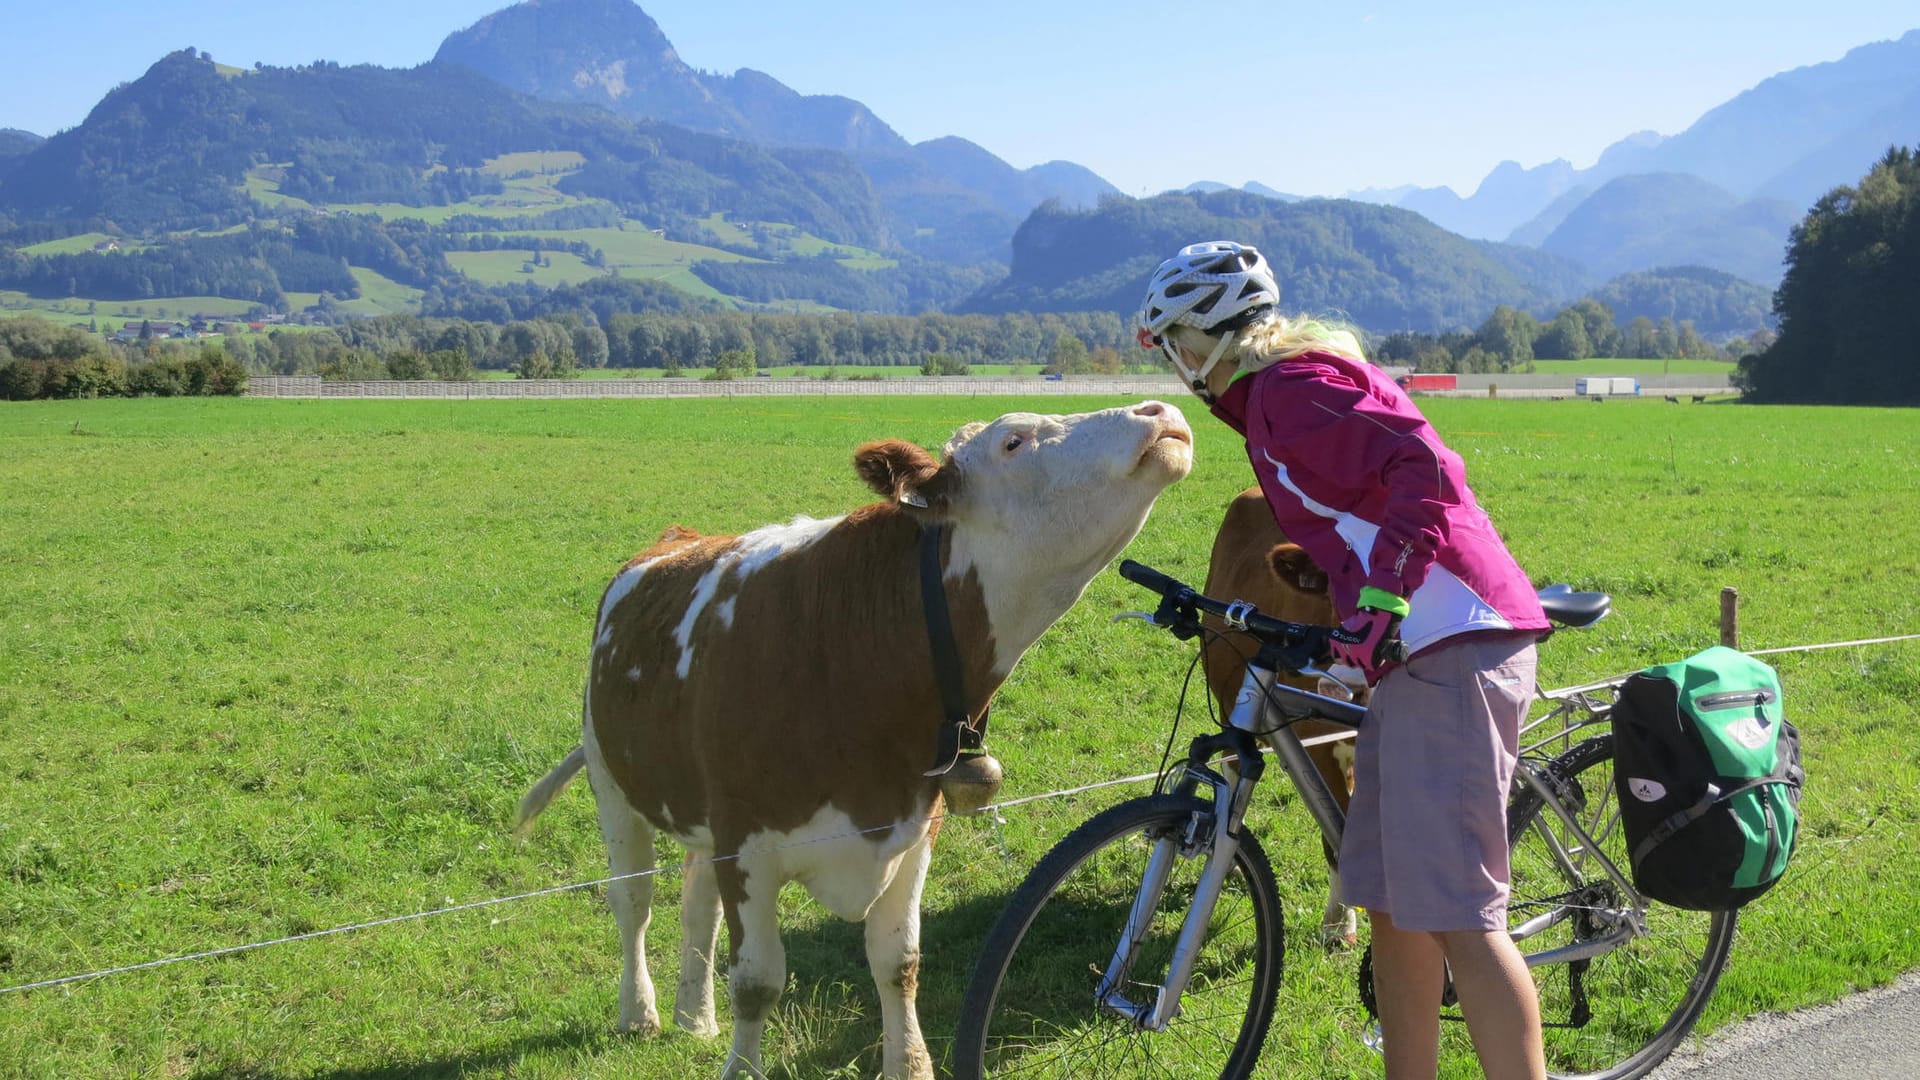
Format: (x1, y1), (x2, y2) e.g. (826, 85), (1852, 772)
(1503, 733), (1738, 1080)
(952, 793), (1284, 1080)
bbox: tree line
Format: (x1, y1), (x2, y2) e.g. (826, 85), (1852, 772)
(0, 316), (246, 400)
(1371, 299), (1767, 373)
(299, 309), (1141, 378)
(1738, 146), (1919, 404)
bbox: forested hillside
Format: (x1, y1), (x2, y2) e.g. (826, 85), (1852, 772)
(0, 51), (890, 247)
(962, 190), (1594, 333)
(1539, 173), (1801, 285)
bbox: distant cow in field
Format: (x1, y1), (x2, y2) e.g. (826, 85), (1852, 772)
(1201, 487), (1368, 947)
(515, 402), (1195, 1079)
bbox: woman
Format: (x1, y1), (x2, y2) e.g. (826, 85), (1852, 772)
(1137, 240), (1552, 1080)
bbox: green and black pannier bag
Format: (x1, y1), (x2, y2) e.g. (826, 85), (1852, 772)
(1610, 645), (1803, 911)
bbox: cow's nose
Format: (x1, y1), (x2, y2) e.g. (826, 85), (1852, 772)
(1133, 401), (1166, 418)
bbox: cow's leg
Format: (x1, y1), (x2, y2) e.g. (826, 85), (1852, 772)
(865, 835), (935, 1080)
(587, 751), (662, 1036)
(717, 856), (784, 1080)
(675, 850), (723, 1037)
(1320, 738), (1360, 948)
(1323, 853), (1360, 949)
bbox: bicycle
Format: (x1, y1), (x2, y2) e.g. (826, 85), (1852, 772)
(952, 560), (1736, 1080)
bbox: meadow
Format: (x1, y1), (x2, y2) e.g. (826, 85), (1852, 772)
(1, 395), (1916, 1079)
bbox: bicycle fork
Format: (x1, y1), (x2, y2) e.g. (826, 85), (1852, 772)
(1095, 726), (1266, 1031)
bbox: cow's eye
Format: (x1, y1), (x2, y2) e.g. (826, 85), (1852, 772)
(1003, 433), (1024, 453)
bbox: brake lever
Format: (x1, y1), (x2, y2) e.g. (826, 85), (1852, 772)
(1297, 663), (1358, 701)
(1111, 611), (1164, 626)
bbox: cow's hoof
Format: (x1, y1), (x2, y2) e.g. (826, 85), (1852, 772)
(675, 1009), (720, 1038)
(1320, 927), (1360, 951)
(939, 752), (1003, 815)
(616, 1008), (662, 1037)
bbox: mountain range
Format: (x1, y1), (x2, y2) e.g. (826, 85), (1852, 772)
(432, 0), (1115, 264)
(1, 1), (1913, 335)
(1339, 29), (1920, 281)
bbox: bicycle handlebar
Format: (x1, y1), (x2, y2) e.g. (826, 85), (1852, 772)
(1118, 559), (1409, 666)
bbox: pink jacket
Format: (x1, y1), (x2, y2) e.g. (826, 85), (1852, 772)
(1211, 351), (1549, 654)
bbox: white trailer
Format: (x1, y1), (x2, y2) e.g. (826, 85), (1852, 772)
(1576, 376), (1641, 396)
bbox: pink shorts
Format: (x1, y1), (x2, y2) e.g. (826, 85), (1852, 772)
(1336, 632), (1538, 932)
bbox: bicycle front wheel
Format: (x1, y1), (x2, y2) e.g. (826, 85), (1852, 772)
(1504, 733), (1738, 1080)
(952, 793), (1284, 1080)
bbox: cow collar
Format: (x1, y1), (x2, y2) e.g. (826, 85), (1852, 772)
(919, 522), (989, 777)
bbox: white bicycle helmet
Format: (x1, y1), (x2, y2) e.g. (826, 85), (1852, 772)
(1137, 241), (1279, 401)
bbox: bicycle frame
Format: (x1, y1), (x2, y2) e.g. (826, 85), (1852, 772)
(1098, 654), (1650, 1030)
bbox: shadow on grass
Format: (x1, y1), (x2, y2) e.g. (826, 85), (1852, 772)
(185, 887), (1024, 1080)
(194, 1027), (609, 1080)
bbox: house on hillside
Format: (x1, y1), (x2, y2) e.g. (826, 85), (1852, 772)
(91, 239), (121, 252)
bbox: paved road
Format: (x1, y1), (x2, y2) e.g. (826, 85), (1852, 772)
(1648, 971), (1920, 1079)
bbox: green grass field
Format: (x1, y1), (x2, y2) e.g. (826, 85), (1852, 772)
(1, 396), (1915, 1078)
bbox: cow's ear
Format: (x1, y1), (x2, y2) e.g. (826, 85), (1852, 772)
(854, 439), (946, 508)
(1267, 544), (1328, 591)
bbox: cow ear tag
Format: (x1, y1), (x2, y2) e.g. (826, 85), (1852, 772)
(899, 489), (929, 508)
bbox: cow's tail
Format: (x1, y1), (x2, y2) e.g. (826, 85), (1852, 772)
(513, 745), (587, 837)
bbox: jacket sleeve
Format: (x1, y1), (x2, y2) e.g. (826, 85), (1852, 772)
(1251, 361), (1458, 599)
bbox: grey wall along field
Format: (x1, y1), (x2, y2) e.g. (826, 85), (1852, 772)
(1, 396), (1916, 1078)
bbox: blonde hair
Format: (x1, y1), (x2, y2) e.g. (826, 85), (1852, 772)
(1167, 312), (1367, 377)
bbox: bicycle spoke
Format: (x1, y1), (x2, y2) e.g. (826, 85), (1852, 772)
(1502, 734), (1736, 1080)
(954, 795), (1284, 1079)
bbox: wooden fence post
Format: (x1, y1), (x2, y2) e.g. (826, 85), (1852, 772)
(1719, 587), (1740, 648)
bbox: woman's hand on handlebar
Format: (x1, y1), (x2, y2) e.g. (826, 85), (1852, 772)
(1330, 609), (1404, 685)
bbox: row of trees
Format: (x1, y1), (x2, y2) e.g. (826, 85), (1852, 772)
(306, 309), (1141, 375)
(1372, 299), (1767, 374)
(0, 317), (246, 399)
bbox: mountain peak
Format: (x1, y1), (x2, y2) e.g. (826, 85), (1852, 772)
(436, 0), (699, 116)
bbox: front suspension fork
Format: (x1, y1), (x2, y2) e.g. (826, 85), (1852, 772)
(1096, 729), (1265, 1030)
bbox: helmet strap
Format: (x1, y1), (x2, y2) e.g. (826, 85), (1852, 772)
(1163, 332), (1237, 405)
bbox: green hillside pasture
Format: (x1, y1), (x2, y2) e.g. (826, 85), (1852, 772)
(242, 168), (314, 212)
(696, 212), (896, 268)
(480, 151), (588, 178)
(285, 267), (424, 319)
(344, 266), (425, 315)
(17, 233), (121, 256)
(489, 226), (763, 279)
(444, 250), (606, 290)
(2, 291), (262, 330)
(0, 397), (1914, 1079)
(445, 248), (739, 303)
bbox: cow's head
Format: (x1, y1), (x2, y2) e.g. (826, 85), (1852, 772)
(858, 401), (1193, 670)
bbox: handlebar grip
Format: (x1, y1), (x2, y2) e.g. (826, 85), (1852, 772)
(1118, 559), (1187, 598)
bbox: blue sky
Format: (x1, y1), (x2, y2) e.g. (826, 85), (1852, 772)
(3, 1), (1913, 199)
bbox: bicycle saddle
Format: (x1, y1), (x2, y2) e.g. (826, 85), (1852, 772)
(1537, 583), (1611, 628)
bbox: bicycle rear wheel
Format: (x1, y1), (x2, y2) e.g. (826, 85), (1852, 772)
(1503, 733), (1737, 1080)
(952, 793), (1284, 1080)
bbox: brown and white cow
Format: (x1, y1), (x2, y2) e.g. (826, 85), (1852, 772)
(1201, 486), (1367, 948)
(515, 401), (1193, 1079)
